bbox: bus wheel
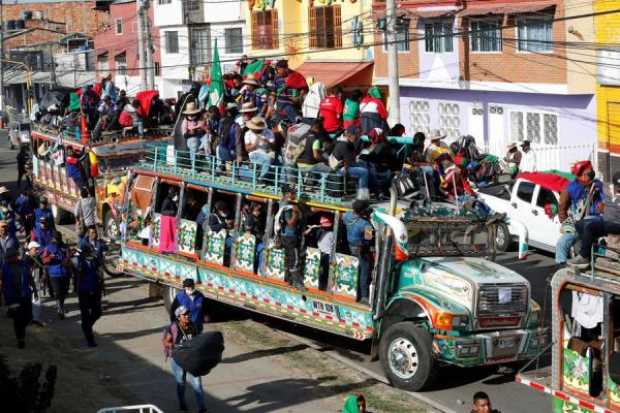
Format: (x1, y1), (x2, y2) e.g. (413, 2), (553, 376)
(495, 222), (511, 253)
(103, 243), (124, 277)
(380, 322), (437, 392)
(163, 285), (178, 314)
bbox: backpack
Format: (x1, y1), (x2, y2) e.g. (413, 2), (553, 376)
(283, 123), (311, 165)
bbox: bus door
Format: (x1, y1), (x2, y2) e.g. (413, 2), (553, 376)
(124, 173), (156, 245)
(177, 184), (208, 257)
(151, 179), (181, 251)
(559, 284), (605, 403)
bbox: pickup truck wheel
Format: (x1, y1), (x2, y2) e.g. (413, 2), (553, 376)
(380, 322), (437, 392)
(495, 222), (511, 253)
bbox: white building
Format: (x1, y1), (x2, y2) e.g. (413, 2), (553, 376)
(154, 0), (246, 99)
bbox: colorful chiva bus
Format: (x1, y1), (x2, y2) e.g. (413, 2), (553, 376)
(120, 145), (547, 391)
(31, 123), (171, 239)
(517, 259), (620, 413)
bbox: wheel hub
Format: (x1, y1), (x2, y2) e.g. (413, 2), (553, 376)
(388, 338), (419, 380)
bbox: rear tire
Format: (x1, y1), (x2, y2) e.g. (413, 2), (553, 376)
(495, 222), (511, 253)
(380, 322), (437, 392)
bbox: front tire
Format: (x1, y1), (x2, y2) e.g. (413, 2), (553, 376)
(380, 322), (437, 392)
(495, 222), (511, 253)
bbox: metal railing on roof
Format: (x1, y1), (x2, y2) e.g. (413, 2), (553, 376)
(140, 144), (357, 206)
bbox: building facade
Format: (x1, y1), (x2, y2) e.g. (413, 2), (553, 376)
(155, 0), (246, 99)
(595, 0), (620, 182)
(372, 0), (597, 172)
(245, 0), (374, 88)
(94, 0), (162, 95)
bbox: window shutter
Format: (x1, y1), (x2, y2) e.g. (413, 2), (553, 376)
(334, 5), (342, 48)
(251, 12), (258, 49)
(309, 7), (317, 48)
(272, 9), (279, 49)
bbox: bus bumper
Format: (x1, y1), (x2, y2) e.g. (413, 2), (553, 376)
(433, 327), (548, 368)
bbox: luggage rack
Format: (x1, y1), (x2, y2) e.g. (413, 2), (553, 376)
(140, 144), (358, 206)
(32, 123), (172, 146)
(404, 215), (497, 258)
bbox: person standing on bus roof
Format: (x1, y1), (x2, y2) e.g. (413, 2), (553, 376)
(343, 200), (374, 305)
(170, 278), (207, 334)
(34, 198), (54, 231)
(276, 185), (305, 290)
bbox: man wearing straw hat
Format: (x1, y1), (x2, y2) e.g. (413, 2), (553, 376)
(181, 102), (206, 160)
(424, 130), (452, 163)
(503, 142), (522, 178)
(245, 116), (275, 181)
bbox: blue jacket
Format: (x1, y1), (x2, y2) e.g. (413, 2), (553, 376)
(33, 227), (54, 248)
(567, 179), (605, 218)
(2, 261), (32, 305)
(34, 208), (54, 230)
(15, 195), (34, 216)
(172, 290), (205, 327)
(76, 257), (101, 294)
(343, 211), (373, 250)
(44, 243), (68, 278)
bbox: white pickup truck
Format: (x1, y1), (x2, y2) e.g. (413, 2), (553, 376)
(477, 172), (570, 253)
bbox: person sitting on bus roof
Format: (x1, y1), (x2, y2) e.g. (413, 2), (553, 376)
(562, 161), (620, 269)
(331, 125), (370, 200)
(245, 116), (275, 182)
(319, 88), (344, 135)
(343, 200), (374, 305)
(31, 216), (54, 249)
(359, 87), (388, 135)
(275, 185), (305, 290)
(181, 102), (206, 160)
(362, 128), (396, 200)
(343, 90), (362, 130)
(217, 103), (241, 165)
(34, 198), (54, 231)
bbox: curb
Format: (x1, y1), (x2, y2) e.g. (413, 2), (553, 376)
(278, 330), (460, 413)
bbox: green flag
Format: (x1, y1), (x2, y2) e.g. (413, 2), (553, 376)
(69, 92), (80, 111)
(243, 59), (264, 78)
(208, 39), (224, 108)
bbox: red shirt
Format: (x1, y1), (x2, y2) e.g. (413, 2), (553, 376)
(319, 95), (343, 133)
(118, 111), (133, 128)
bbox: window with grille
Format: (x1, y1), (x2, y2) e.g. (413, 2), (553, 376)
(154, 61), (161, 76)
(165, 31), (179, 54)
(517, 16), (553, 52)
(115, 52), (127, 76)
(252, 10), (279, 50)
(438, 102), (461, 141)
(470, 19), (502, 52)
(309, 5), (342, 49)
(409, 100), (430, 135)
(510, 110), (558, 145)
(115, 18), (123, 35)
(190, 27), (209, 65)
(97, 54), (109, 76)
(424, 21), (453, 53)
(383, 19), (410, 52)
(225, 28), (243, 54)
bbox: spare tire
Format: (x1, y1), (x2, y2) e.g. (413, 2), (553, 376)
(172, 331), (225, 377)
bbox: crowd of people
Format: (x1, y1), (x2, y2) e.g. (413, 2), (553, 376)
(0, 187), (105, 350)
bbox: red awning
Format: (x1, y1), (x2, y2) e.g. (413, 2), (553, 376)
(294, 61), (374, 89)
(458, 1), (557, 17)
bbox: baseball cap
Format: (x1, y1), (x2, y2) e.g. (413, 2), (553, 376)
(27, 241), (41, 249)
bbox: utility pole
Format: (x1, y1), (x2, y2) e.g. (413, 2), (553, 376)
(386, 0), (401, 126)
(48, 43), (56, 87)
(144, 0), (155, 89)
(185, 0), (194, 81)
(136, 0), (147, 90)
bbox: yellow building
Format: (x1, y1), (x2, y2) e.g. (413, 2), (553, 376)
(595, 0), (620, 181)
(245, 0), (374, 88)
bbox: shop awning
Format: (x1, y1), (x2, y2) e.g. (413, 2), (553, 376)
(458, 1), (556, 17)
(294, 61), (373, 88)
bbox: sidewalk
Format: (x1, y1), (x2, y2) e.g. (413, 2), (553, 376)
(7, 276), (434, 413)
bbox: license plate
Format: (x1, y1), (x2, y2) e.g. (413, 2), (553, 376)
(496, 338), (516, 349)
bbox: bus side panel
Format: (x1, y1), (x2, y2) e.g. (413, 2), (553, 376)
(611, 376), (620, 410)
(122, 245), (375, 341)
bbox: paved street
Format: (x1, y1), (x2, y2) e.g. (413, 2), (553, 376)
(0, 133), (555, 412)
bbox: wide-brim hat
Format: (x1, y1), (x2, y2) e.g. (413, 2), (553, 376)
(246, 116), (267, 130)
(240, 102), (258, 113)
(183, 101), (201, 115)
(0, 186), (10, 195)
(243, 76), (259, 87)
(225, 102), (239, 111)
(429, 129), (446, 141)
(507, 143), (517, 151)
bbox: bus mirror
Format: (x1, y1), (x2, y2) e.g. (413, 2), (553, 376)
(610, 352), (620, 384)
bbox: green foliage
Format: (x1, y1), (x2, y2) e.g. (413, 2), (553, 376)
(0, 354), (57, 413)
